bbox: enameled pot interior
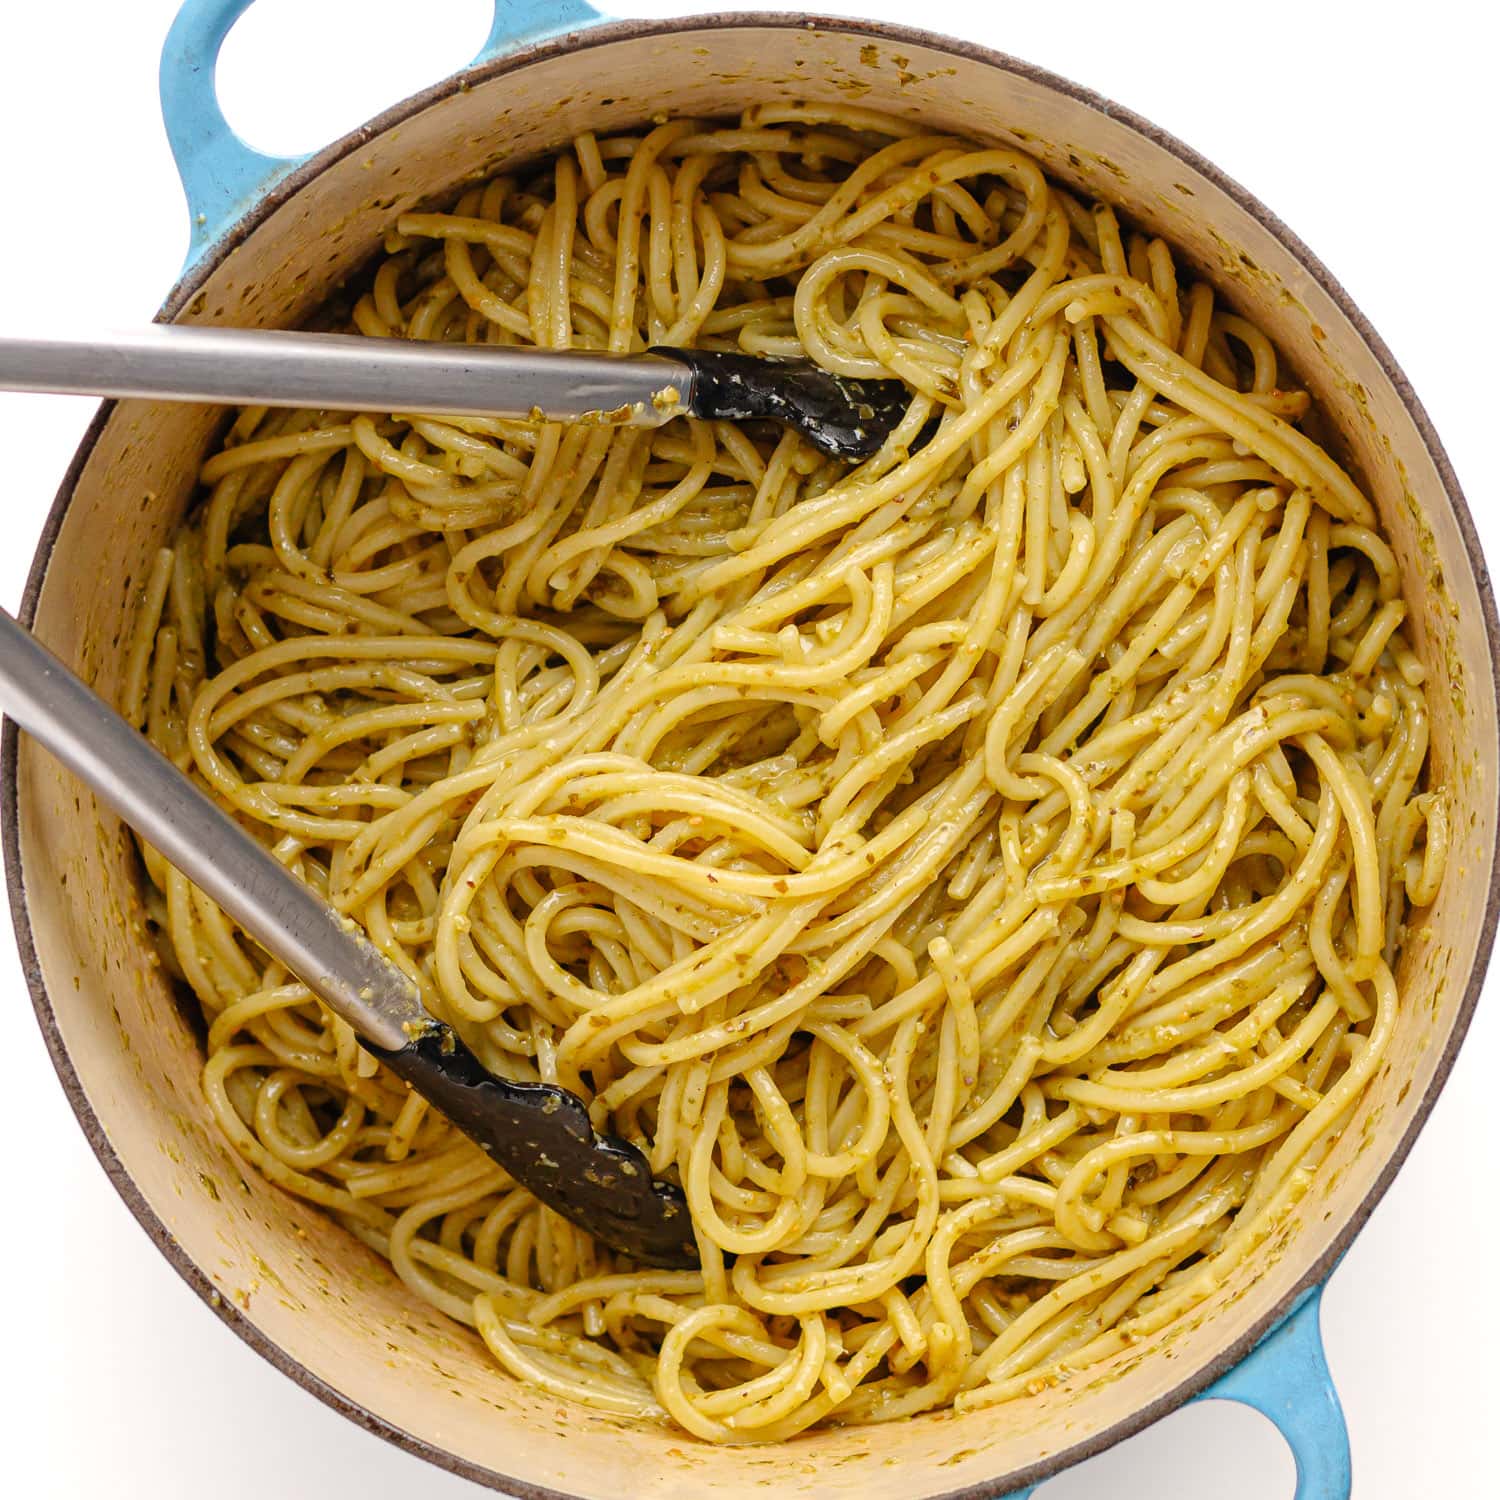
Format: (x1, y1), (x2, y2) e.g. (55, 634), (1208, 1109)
(9, 20), (1494, 1499)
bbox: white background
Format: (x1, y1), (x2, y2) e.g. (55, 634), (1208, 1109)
(0, 2), (1493, 1495)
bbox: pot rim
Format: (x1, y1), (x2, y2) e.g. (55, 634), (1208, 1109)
(4, 12), (1496, 1498)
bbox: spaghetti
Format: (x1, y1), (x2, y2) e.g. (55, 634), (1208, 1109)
(128, 105), (1446, 1439)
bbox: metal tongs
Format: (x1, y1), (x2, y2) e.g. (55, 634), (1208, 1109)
(0, 607), (698, 1267)
(0, 326), (911, 461)
(0, 325), (912, 1262)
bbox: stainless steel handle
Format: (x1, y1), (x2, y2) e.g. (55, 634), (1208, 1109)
(0, 607), (427, 1050)
(0, 326), (695, 424)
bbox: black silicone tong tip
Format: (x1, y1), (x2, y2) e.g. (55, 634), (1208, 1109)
(369, 1027), (698, 1270)
(654, 346), (909, 462)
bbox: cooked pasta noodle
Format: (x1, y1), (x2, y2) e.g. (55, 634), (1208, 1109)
(130, 105), (1446, 1438)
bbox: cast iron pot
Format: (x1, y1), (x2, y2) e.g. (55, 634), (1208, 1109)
(4, 4), (1495, 1497)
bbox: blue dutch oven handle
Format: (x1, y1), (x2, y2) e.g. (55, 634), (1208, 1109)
(159, 3), (1356, 1495)
(1003, 1284), (1350, 1499)
(159, 0), (613, 271)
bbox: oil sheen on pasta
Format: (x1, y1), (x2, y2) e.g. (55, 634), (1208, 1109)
(128, 106), (1447, 1439)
